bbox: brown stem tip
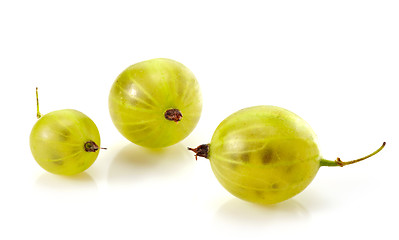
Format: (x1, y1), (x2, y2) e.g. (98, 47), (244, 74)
(187, 144), (210, 160)
(164, 108), (183, 122)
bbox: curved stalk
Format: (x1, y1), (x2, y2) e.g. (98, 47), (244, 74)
(36, 87), (42, 119)
(320, 142), (386, 167)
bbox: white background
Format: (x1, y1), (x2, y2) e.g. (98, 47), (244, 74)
(1, 0), (398, 239)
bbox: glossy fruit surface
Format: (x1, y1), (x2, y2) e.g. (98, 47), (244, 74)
(109, 58), (202, 148)
(189, 105), (385, 204)
(30, 109), (101, 175)
(207, 106), (320, 204)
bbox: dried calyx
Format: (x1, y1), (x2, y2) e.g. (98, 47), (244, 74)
(84, 141), (107, 152)
(164, 108), (183, 122)
(188, 144), (210, 160)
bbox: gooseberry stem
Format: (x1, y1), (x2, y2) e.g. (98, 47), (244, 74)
(320, 142), (386, 167)
(36, 87), (42, 119)
(188, 144), (210, 160)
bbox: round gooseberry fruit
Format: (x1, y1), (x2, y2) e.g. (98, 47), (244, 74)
(30, 88), (105, 175)
(108, 58), (202, 148)
(188, 105), (385, 204)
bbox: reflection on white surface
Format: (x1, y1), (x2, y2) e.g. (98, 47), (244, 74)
(107, 142), (194, 186)
(35, 171), (98, 193)
(214, 197), (310, 226)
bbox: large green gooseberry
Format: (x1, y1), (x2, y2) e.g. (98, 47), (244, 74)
(109, 58), (202, 148)
(189, 105), (385, 204)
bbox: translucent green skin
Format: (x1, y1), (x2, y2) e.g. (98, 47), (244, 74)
(30, 109), (101, 175)
(209, 106), (321, 204)
(109, 58), (202, 148)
